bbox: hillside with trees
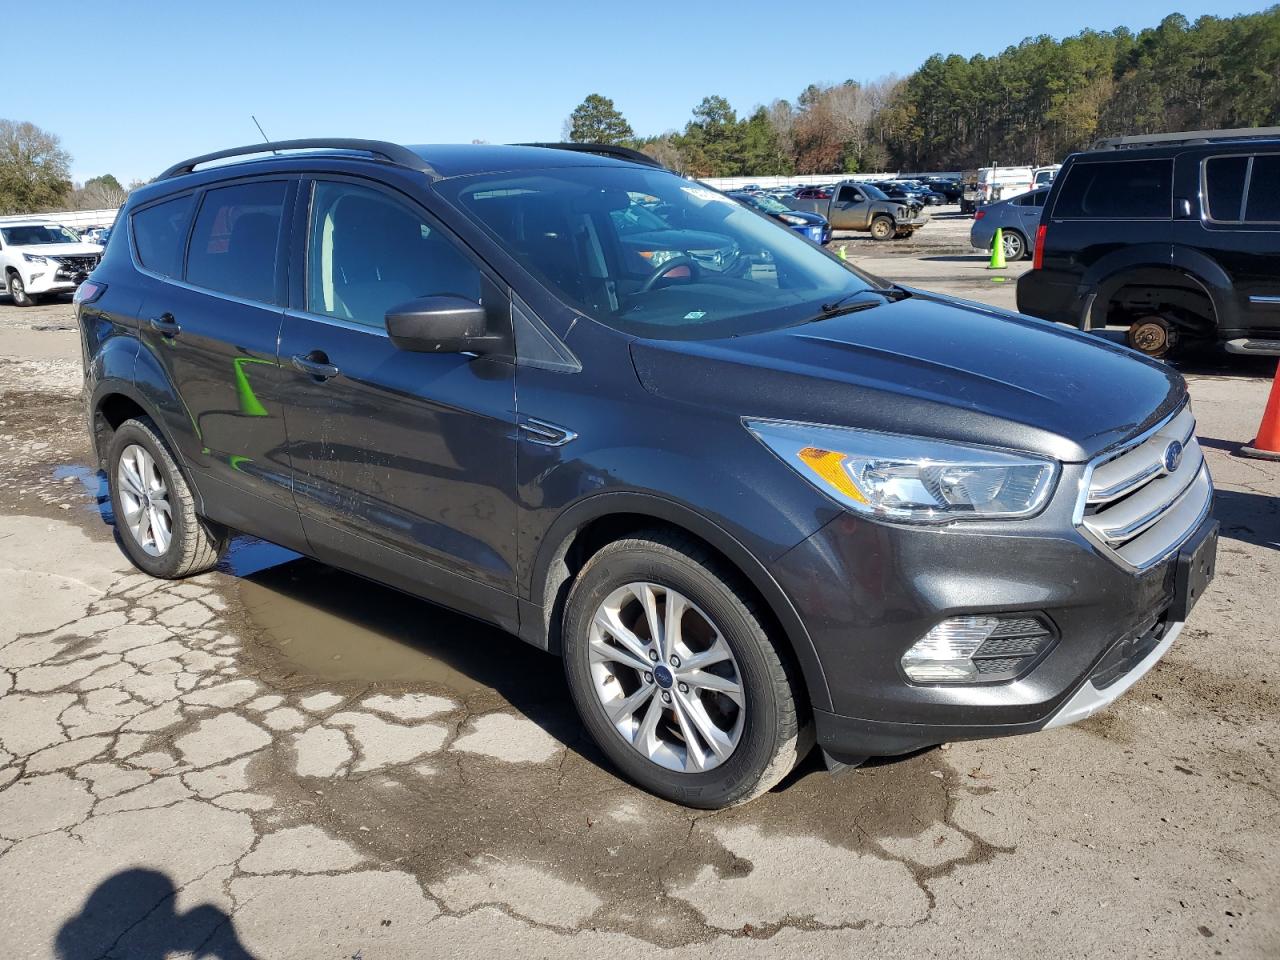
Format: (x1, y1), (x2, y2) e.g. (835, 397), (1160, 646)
(567, 8), (1280, 176)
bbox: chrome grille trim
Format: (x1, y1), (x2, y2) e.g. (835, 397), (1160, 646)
(1077, 401), (1213, 572)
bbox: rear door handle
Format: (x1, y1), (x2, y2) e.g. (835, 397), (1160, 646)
(148, 313), (181, 336)
(291, 352), (340, 380)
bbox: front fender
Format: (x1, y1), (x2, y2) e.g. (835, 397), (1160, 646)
(525, 488), (834, 712)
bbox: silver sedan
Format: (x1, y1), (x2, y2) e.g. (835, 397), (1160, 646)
(970, 187), (1049, 261)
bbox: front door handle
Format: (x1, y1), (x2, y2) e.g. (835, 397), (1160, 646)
(291, 352), (340, 380)
(148, 313), (181, 337)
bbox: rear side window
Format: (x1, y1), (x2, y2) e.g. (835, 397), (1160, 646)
(131, 195), (194, 278)
(1053, 159), (1172, 219)
(1204, 156), (1248, 221)
(185, 181), (286, 304)
(1245, 155), (1280, 222)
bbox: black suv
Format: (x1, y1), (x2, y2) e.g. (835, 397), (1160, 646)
(78, 139), (1217, 808)
(1017, 128), (1280, 358)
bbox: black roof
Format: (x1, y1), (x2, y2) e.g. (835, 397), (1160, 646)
(407, 143), (656, 178)
(154, 139), (657, 185)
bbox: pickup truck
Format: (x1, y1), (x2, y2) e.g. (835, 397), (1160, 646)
(784, 181), (927, 240)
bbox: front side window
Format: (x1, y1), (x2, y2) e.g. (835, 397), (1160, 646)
(1053, 159), (1173, 219)
(1245, 155), (1280, 222)
(837, 186), (862, 204)
(306, 181), (481, 329)
(438, 166), (888, 341)
(185, 181), (286, 303)
(132, 194), (194, 278)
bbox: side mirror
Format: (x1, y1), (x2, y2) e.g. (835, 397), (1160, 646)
(385, 296), (501, 355)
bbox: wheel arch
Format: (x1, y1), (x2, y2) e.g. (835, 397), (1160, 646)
(1089, 264), (1220, 336)
(522, 492), (833, 712)
(90, 378), (192, 481)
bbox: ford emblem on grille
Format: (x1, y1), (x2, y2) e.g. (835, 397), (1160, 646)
(1163, 440), (1184, 473)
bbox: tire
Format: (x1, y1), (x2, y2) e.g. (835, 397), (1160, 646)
(1002, 229), (1027, 262)
(106, 417), (228, 578)
(561, 532), (810, 808)
(8, 272), (33, 307)
(870, 216), (895, 241)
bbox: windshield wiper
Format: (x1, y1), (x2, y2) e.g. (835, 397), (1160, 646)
(814, 284), (910, 320)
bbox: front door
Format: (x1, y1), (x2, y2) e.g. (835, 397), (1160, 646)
(277, 177), (519, 629)
(133, 179), (305, 550)
(831, 185), (868, 230)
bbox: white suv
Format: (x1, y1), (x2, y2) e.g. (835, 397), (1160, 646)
(0, 219), (104, 307)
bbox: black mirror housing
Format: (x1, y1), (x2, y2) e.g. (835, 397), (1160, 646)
(385, 296), (501, 354)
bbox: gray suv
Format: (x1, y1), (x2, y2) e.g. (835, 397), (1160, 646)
(78, 139), (1216, 808)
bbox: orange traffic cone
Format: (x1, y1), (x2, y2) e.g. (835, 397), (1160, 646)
(1242, 360), (1280, 461)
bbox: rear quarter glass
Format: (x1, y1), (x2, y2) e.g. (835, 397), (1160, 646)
(1052, 158), (1173, 220)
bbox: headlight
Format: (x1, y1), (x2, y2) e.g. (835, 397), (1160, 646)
(638, 249), (681, 267)
(23, 253), (48, 264)
(778, 213), (807, 226)
(746, 420), (1058, 523)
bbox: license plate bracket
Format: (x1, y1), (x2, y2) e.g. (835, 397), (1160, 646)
(1171, 520), (1218, 622)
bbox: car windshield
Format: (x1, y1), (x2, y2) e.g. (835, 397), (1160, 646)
(860, 184), (890, 201)
(1, 225), (79, 245)
(439, 166), (885, 341)
(745, 195), (790, 215)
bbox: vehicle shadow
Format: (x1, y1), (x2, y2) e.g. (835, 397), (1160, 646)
(1212, 488), (1280, 552)
(227, 542), (600, 765)
(54, 869), (257, 960)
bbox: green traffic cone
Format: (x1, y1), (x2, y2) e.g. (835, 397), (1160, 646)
(838, 244), (848, 261)
(987, 227), (1007, 270)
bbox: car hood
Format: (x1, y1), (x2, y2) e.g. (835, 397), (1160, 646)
(628, 291), (1184, 462)
(19, 242), (104, 256)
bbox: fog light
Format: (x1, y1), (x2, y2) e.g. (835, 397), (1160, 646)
(902, 615), (1053, 683)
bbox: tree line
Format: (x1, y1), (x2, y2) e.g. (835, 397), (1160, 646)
(567, 8), (1280, 176)
(0, 119), (135, 216)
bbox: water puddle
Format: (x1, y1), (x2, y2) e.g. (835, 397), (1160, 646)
(52, 464), (112, 522)
(233, 546), (559, 699)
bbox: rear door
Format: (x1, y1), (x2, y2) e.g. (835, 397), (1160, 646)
(1195, 151), (1280, 338)
(277, 176), (519, 629)
(132, 178), (306, 550)
(1012, 190), (1046, 234)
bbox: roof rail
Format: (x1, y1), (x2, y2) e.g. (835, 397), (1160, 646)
(516, 142), (668, 170)
(157, 139), (437, 181)
(1092, 126), (1280, 151)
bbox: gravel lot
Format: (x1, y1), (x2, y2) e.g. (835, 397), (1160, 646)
(0, 219), (1276, 959)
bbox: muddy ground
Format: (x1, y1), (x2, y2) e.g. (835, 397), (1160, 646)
(0, 224), (1277, 958)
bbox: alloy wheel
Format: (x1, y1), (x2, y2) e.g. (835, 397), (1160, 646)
(588, 581), (745, 773)
(116, 443), (173, 557)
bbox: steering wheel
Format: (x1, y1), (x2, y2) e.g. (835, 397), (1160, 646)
(639, 255), (702, 293)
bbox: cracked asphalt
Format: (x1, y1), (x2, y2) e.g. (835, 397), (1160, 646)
(0, 222), (1277, 958)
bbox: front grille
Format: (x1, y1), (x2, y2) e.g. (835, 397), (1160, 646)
(1079, 403), (1212, 570)
(50, 254), (100, 274)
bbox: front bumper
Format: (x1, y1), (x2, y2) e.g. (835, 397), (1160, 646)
(20, 261), (94, 295)
(772, 498), (1215, 762)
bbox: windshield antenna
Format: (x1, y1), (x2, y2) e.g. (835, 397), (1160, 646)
(251, 116), (277, 154)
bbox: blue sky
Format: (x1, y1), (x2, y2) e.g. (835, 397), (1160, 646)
(12, 1), (1270, 183)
